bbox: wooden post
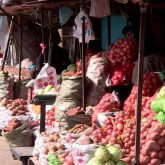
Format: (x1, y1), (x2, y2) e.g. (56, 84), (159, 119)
(135, 5), (146, 165)
(81, 0), (86, 112)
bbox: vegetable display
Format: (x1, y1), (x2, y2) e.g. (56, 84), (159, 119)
(110, 64), (135, 85)
(4, 118), (21, 132)
(109, 38), (138, 67)
(69, 124), (89, 134)
(92, 92), (121, 126)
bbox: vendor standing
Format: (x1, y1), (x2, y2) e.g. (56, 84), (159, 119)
(30, 29), (71, 79)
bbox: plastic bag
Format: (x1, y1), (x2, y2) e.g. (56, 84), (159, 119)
(59, 5), (74, 26)
(89, 0), (110, 18)
(48, 154), (62, 165)
(73, 10), (95, 43)
(86, 54), (109, 106)
(34, 63), (58, 91)
(72, 143), (99, 165)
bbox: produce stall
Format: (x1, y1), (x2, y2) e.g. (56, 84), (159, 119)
(0, 0), (165, 165)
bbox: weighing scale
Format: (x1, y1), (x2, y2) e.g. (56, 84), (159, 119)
(31, 94), (56, 133)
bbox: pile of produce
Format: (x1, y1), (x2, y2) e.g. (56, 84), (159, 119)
(46, 107), (55, 125)
(110, 64), (135, 85)
(41, 143), (66, 155)
(92, 92), (121, 126)
(69, 124), (90, 134)
(4, 118), (21, 132)
(65, 107), (84, 116)
(109, 38), (138, 67)
(63, 70), (81, 77)
(123, 72), (161, 115)
(88, 145), (126, 165)
(1, 98), (28, 116)
(40, 131), (62, 143)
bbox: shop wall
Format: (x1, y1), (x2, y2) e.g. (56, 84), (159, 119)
(101, 15), (126, 50)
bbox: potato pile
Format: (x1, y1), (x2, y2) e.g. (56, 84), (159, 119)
(69, 124), (89, 134)
(4, 118), (21, 132)
(41, 131), (62, 143)
(42, 143), (66, 155)
(1, 98), (28, 116)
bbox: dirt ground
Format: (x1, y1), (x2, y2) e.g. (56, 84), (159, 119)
(0, 137), (22, 165)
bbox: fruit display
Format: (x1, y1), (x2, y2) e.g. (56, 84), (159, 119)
(109, 38), (138, 67)
(65, 107), (84, 116)
(4, 118), (21, 132)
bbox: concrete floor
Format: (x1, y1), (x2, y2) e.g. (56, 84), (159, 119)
(0, 137), (22, 165)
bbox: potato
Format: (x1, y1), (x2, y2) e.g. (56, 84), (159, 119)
(158, 137), (165, 146)
(57, 138), (62, 143)
(56, 144), (65, 150)
(53, 134), (60, 141)
(149, 133), (161, 141)
(48, 131), (55, 135)
(151, 158), (162, 165)
(158, 150), (165, 160)
(48, 150), (55, 154)
(141, 147), (151, 156)
(42, 148), (49, 155)
(47, 137), (54, 143)
(161, 145), (165, 150)
(143, 156), (151, 164)
(149, 151), (158, 158)
(121, 157), (131, 163)
(41, 132), (47, 136)
(48, 145), (58, 151)
(146, 140), (160, 151)
(153, 124), (163, 134)
(140, 154), (144, 164)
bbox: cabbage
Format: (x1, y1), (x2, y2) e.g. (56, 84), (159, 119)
(105, 160), (116, 165)
(95, 146), (111, 162)
(88, 157), (104, 165)
(116, 160), (127, 165)
(107, 146), (122, 162)
(67, 64), (77, 72)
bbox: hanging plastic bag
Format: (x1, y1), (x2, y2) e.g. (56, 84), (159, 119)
(73, 10), (95, 43)
(34, 63), (58, 91)
(116, 0), (129, 4)
(59, 5), (74, 26)
(89, 0), (110, 18)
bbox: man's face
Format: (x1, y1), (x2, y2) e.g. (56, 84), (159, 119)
(125, 31), (134, 39)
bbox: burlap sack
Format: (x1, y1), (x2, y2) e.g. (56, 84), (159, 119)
(2, 122), (32, 147)
(55, 75), (82, 120)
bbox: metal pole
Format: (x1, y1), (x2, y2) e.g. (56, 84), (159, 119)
(81, 0), (86, 112)
(135, 6), (146, 165)
(0, 8), (19, 28)
(108, 16), (111, 46)
(18, 14), (22, 98)
(1, 18), (13, 71)
(48, 11), (52, 66)
(41, 11), (46, 63)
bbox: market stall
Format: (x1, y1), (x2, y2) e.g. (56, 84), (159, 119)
(0, 0), (165, 165)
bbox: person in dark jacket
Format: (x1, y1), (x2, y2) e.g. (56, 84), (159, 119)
(30, 29), (71, 79)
